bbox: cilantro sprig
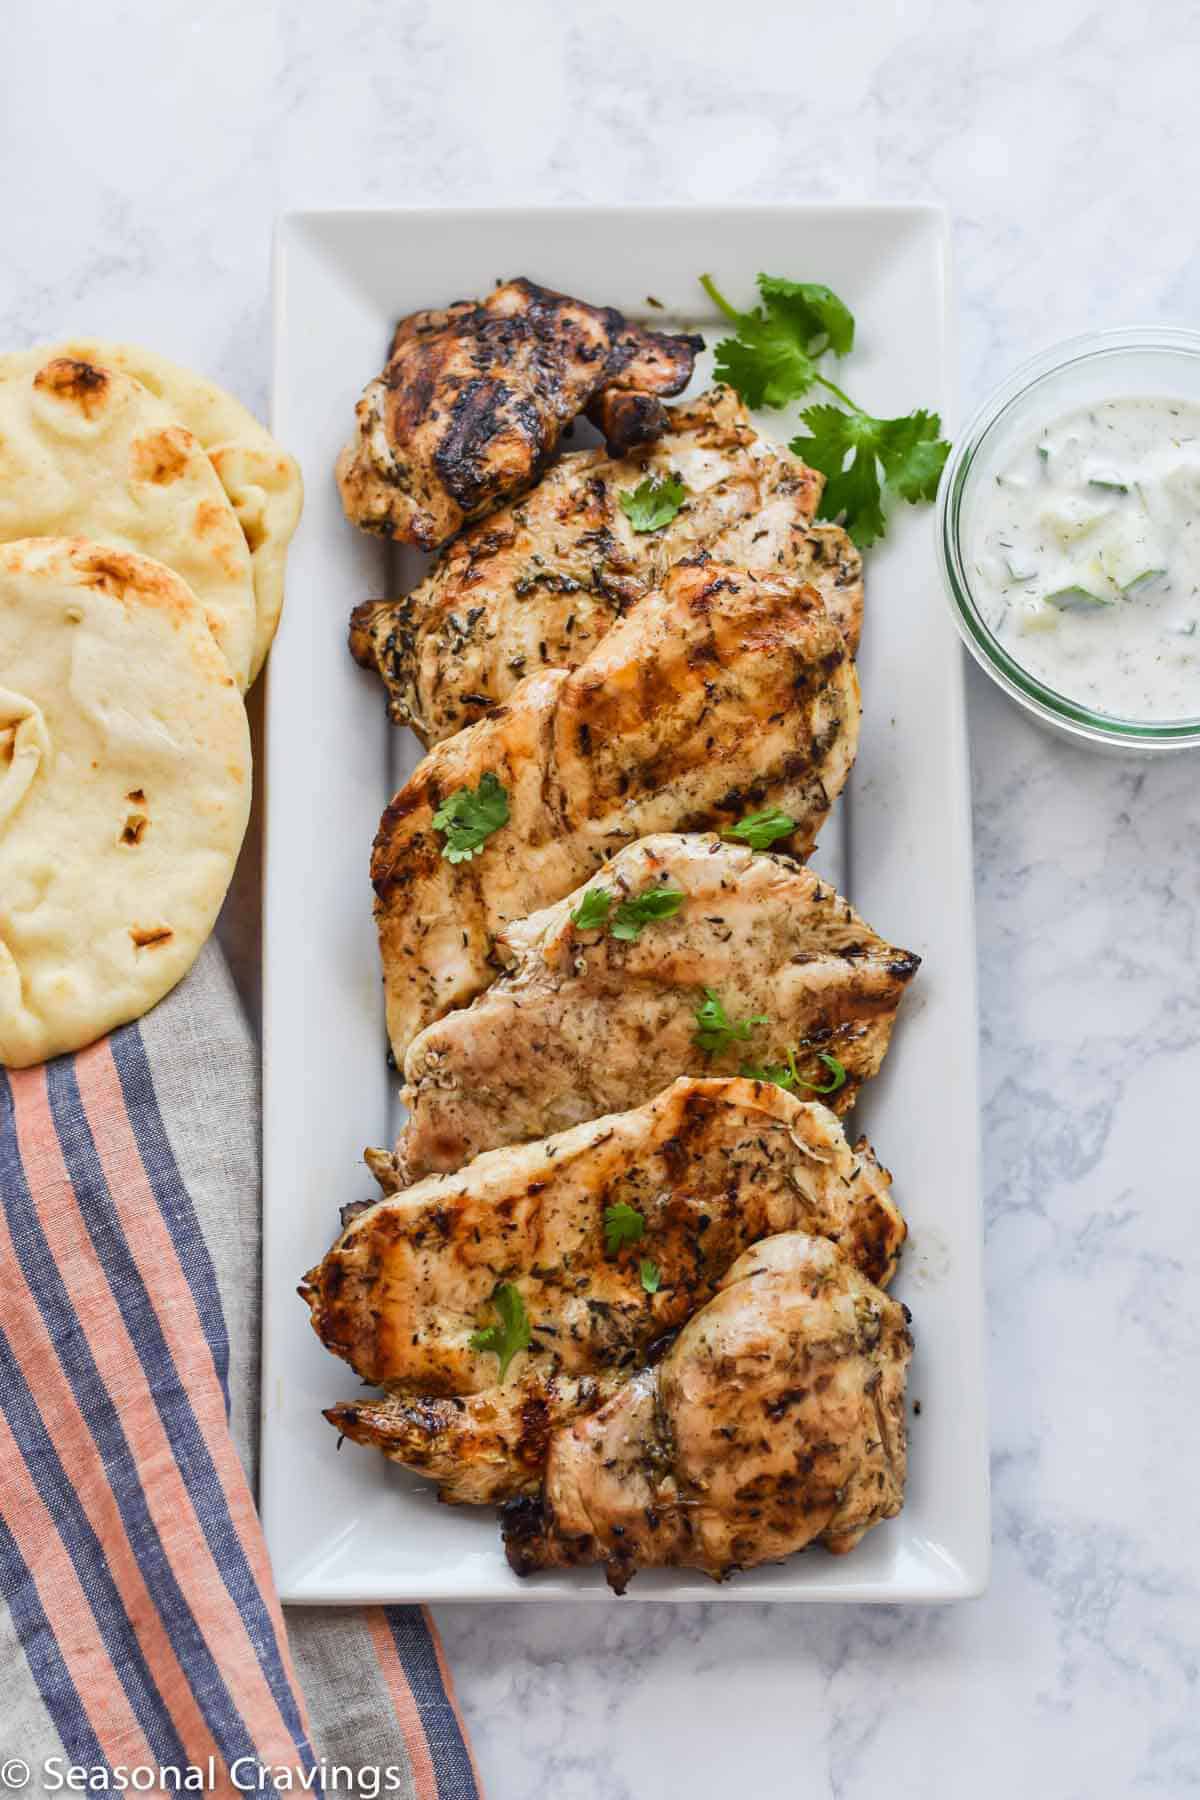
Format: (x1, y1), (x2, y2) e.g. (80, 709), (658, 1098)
(619, 473), (686, 533)
(700, 273), (854, 406)
(432, 771), (509, 863)
(722, 808), (797, 852)
(569, 882), (685, 943)
(570, 886), (615, 931)
(693, 988), (767, 1058)
(740, 1046), (848, 1097)
(639, 1258), (661, 1295)
(468, 1282), (531, 1381)
(699, 271), (950, 548)
(603, 1202), (646, 1255)
(790, 403), (948, 551)
(611, 886), (684, 941)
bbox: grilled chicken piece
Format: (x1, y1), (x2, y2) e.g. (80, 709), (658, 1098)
(327, 1367), (629, 1507)
(586, 388), (668, 455)
(301, 1077), (905, 1400)
(393, 834), (919, 1183)
(502, 1232), (912, 1590)
(372, 557), (860, 1059)
(583, 317), (712, 450)
(349, 386), (860, 745)
(336, 279), (703, 550)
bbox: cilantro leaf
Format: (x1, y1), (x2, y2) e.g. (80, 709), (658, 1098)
(618, 474), (686, 533)
(570, 886), (614, 931)
(799, 1052), (848, 1095)
(739, 1047), (848, 1097)
(712, 325), (820, 411)
(609, 884), (685, 942)
(468, 1282), (531, 1381)
(722, 807), (797, 852)
(693, 988), (768, 1058)
(701, 272), (854, 410)
(639, 1258), (661, 1295)
(700, 269), (950, 548)
(432, 771), (509, 863)
(571, 881), (685, 942)
(740, 1059), (797, 1090)
(755, 276), (855, 357)
(874, 408), (952, 503)
(789, 404), (887, 547)
(790, 402), (950, 549)
(603, 1201), (645, 1255)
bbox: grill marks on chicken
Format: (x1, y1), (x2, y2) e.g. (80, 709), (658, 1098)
(322, 283), (922, 1583)
(393, 834), (919, 1183)
(336, 279), (703, 550)
(327, 1367), (630, 1508)
(372, 558), (861, 1059)
(301, 1078), (906, 1403)
(349, 387), (860, 745)
(501, 1232), (912, 1590)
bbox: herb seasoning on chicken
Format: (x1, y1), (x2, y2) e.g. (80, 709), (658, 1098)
(336, 278), (703, 550)
(502, 1232), (912, 1590)
(391, 834), (918, 1182)
(350, 386), (862, 744)
(306, 1079), (906, 1506)
(370, 558), (861, 1059)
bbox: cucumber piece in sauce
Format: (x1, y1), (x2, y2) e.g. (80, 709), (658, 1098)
(1044, 585), (1114, 612)
(1122, 568), (1167, 595)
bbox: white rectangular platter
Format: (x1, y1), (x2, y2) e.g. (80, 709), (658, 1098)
(263, 205), (989, 1602)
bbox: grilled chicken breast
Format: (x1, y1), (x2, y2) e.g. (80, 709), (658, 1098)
(336, 279), (702, 550)
(327, 1367), (630, 1508)
(302, 1078), (905, 1404)
(392, 834), (919, 1183)
(372, 558), (860, 1059)
(502, 1231), (912, 1590)
(349, 386), (861, 744)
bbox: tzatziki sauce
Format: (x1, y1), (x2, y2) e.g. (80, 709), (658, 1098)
(970, 396), (1200, 720)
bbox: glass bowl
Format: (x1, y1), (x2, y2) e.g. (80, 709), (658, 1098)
(936, 327), (1200, 751)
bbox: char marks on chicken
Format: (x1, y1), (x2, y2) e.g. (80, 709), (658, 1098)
(317, 273), (923, 1585)
(303, 1076), (904, 1390)
(350, 386), (861, 744)
(327, 1367), (630, 1508)
(336, 279), (703, 551)
(371, 556), (860, 1060)
(393, 833), (919, 1183)
(502, 1231), (912, 1590)
(304, 1079), (906, 1502)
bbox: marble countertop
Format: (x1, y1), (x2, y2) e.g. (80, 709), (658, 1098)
(6, 0), (1198, 1793)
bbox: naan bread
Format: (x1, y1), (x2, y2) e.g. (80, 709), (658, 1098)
(3, 341), (303, 685)
(0, 538), (251, 1067)
(0, 353), (256, 686)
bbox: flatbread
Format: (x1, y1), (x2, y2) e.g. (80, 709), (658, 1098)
(21, 340), (303, 686)
(0, 352), (256, 687)
(0, 537), (251, 1067)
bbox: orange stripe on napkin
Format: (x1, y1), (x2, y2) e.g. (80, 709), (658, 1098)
(366, 1608), (441, 1800)
(75, 1041), (312, 1733)
(7, 1066), (302, 1777)
(0, 1407), (153, 1771)
(0, 1178), (222, 1776)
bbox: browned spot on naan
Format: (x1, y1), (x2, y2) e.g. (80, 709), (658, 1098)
(33, 357), (111, 419)
(129, 925), (173, 949)
(130, 425), (192, 485)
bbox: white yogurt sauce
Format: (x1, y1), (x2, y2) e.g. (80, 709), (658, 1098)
(970, 396), (1200, 720)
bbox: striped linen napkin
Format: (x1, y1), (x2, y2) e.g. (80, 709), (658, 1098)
(0, 942), (481, 1799)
